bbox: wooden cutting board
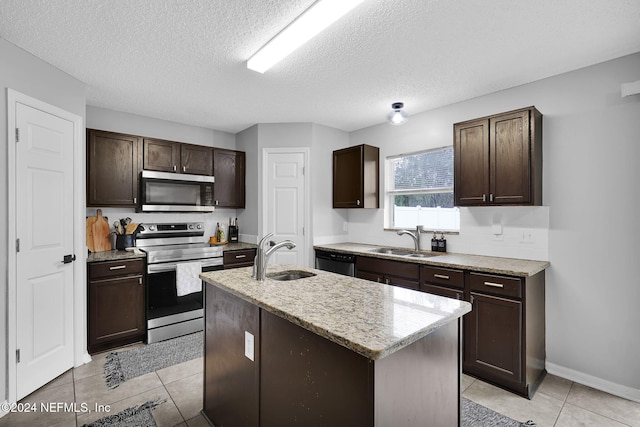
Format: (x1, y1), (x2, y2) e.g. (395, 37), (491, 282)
(88, 209), (112, 252)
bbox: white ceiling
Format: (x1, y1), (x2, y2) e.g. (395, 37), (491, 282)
(1, 0), (639, 133)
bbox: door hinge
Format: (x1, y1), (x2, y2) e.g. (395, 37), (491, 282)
(15, 128), (19, 143)
(16, 238), (20, 253)
(16, 349), (20, 363)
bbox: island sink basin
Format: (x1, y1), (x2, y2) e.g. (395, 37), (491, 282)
(268, 270), (317, 281)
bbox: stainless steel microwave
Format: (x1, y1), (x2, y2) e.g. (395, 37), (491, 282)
(139, 170), (215, 212)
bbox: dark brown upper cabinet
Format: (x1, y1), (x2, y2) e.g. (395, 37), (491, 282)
(87, 129), (142, 207)
(143, 138), (213, 176)
(454, 107), (542, 206)
(213, 148), (245, 208)
(333, 144), (379, 208)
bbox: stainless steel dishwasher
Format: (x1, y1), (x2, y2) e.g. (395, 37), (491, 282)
(314, 249), (355, 277)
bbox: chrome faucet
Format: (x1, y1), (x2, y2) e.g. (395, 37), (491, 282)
(397, 225), (424, 251)
(253, 233), (297, 281)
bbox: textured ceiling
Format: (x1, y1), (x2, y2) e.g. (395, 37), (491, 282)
(1, 0), (639, 133)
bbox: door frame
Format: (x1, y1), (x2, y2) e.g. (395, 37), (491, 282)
(261, 147), (311, 267)
(6, 89), (89, 404)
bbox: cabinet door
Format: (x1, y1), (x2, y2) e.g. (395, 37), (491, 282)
(181, 143), (213, 175)
(355, 269), (382, 283)
(87, 129), (141, 207)
(384, 274), (419, 290)
(213, 149), (246, 208)
(490, 109), (531, 204)
(143, 138), (180, 172)
(420, 283), (463, 300)
(204, 286), (259, 427)
(333, 145), (364, 208)
(464, 293), (522, 385)
(454, 119), (489, 206)
(88, 274), (145, 352)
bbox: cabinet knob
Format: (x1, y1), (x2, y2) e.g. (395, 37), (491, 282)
(183, 166), (186, 172)
(139, 277), (143, 285)
(482, 194), (486, 202)
(133, 197), (137, 204)
(490, 193), (494, 202)
(356, 199), (361, 206)
(385, 278), (390, 285)
(173, 165), (177, 172)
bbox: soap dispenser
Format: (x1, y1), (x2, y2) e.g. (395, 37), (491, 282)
(438, 232), (447, 252)
(431, 232), (438, 252)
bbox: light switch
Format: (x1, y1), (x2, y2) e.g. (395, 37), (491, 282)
(244, 331), (254, 361)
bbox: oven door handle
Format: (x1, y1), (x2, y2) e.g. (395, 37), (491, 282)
(148, 259), (223, 274)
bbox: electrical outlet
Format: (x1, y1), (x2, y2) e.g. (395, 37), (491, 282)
(245, 331), (254, 361)
(520, 232), (535, 243)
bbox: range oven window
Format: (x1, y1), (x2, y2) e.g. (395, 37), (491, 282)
(146, 264), (222, 320)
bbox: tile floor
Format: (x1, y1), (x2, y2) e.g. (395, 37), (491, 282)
(1, 342), (638, 427)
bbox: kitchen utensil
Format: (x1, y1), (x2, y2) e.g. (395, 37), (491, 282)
(86, 216), (97, 251)
(113, 220), (123, 235)
(125, 222), (138, 234)
(91, 209), (112, 252)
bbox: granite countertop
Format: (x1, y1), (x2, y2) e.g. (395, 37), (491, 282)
(86, 242), (256, 263)
(314, 243), (549, 277)
(220, 242), (257, 252)
(86, 249), (146, 263)
(201, 265), (471, 361)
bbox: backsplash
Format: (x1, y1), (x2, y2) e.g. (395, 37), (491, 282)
(85, 207), (240, 247)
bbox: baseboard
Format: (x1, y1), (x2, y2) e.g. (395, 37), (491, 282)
(546, 362), (640, 403)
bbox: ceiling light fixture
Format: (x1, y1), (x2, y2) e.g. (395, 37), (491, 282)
(387, 102), (408, 125)
(246, 0), (366, 73)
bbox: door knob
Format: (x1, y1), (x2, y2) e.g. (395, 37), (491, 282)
(62, 254), (76, 264)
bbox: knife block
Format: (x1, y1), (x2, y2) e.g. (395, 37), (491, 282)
(228, 225), (239, 243)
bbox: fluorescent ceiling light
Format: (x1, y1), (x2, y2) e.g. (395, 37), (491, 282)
(247, 0), (365, 73)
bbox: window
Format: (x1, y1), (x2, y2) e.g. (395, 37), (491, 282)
(387, 147), (460, 231)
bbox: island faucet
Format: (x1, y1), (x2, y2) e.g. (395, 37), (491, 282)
(253, 233), (297, 281)
(397, 225), (424, 251)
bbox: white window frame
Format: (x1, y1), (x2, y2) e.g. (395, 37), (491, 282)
(385, 146), (460, 232)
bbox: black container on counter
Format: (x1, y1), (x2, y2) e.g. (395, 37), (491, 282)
(115, 234), (135, 250)
(437, 233), (447, 252)
(431, 233), (438, 252)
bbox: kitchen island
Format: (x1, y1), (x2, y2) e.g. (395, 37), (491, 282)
(200, 265), (471, 427)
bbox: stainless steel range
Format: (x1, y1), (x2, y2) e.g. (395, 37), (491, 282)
(136, 222), (223, 343)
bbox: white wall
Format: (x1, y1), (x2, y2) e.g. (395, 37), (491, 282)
(236, 122), (349, 265)
(1, 37), (86, 403)
(86, 106), (238, 241)
(311, 124), (349, 246)
(348, 52), (640, 400)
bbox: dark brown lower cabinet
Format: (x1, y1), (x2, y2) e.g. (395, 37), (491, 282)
(356, 256), (420, 290)
(87, 259), (146, 354)
(223, 248), (256, 269)
(463, 271), (545, 398)
(203, 283), (461, 427)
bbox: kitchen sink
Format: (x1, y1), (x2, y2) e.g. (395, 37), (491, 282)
(268, 270), (317, 281)
(370, 248), (440, 258)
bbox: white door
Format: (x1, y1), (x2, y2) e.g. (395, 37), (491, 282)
(264, 150), (308, 266)
(15, 102), (75, 399)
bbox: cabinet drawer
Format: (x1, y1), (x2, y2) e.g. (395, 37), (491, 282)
(356, 256), (419, 280)
(421, 266), (464, 289)
(224, 249), (256, 266)
(88, 259), (144, 279)
(469, 272), (522, 299)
